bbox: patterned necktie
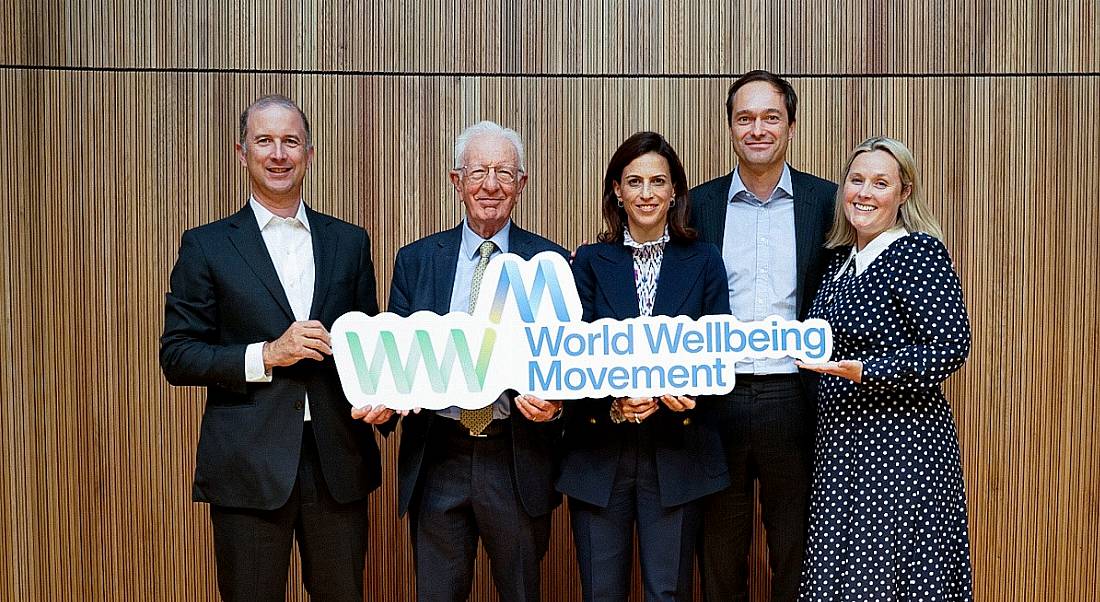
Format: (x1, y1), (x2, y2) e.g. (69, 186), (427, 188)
(459, 240), (497, 434)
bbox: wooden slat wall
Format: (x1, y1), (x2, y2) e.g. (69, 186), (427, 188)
(1, 2), (1098, 601)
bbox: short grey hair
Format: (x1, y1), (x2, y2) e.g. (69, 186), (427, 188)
(238, 95), (312, 149)
(453, 120), (526, 171)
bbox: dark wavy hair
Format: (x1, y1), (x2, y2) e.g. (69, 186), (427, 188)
(598, 131), (696, 244)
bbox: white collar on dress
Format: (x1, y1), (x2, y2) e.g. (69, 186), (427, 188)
(836, 225), (908, 279)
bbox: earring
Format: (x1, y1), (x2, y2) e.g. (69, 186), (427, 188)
(670, 198), (677, 208)
(616, 198), (623, 207)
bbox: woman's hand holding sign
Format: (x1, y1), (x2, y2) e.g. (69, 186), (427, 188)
(796, 359), (863, 383)
(615, 397), (659, 423)
(659, 395), (696, 412)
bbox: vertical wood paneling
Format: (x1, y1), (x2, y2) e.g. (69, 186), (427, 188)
(2, 2), (1099, 601)
(3, 1), (1098, 74)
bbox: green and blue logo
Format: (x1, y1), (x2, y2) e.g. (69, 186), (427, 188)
(486, 258), (574, 324)
(332, 250), (834, 410)
(344, 328), (496, 394)
(334, 252), (582, 399)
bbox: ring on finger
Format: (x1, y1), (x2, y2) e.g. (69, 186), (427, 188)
(633, 414), (641, 424)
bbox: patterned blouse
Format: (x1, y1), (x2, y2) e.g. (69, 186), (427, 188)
(623, 227), (670, 317)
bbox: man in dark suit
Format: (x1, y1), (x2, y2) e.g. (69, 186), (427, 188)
(160, 95), (391, 601)
(690, 71), (837, 602)
(368, 121), (565, 602)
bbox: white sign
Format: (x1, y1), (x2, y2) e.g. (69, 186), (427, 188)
(332, 252), (832, 410)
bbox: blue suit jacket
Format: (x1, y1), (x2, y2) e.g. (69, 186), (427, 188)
(160, 205), (382, 510)
(386, 223), (568, 518)
(555, 239), (732, 508)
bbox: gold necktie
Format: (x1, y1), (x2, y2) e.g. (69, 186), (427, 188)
(459, 240), (497, 435)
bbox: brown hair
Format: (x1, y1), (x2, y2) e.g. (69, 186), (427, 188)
(725, 69), (798, 126)
(598, 131), (696, 244)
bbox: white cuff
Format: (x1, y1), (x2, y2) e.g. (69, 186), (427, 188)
(245, 342), (273, 382)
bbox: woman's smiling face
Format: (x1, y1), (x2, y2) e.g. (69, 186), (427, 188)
(842, 149), (912, 249)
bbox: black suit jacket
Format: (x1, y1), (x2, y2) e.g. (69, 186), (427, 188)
(555, 239), (732, 508)
(690, 166), (837, 321)
(386, 223), (568, 518)
(160, 204), (382, 510)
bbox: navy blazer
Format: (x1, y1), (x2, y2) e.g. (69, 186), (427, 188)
(690, 167), (837, 402)
(160, 204), (382, 510)
(386, 223), (568, 518)
(556, 239), (732, 508)
(690, 166), (837, 321)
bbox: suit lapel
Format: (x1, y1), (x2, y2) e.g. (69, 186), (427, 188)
(594, 243), (639, 320)
(226, 206), (295, 322)
(306, 206), (337, 320)
(508, 225), (535, 260)
(697, 171), (733, 245)
(432, 225), (462, 315)
(652, 242), (699, 316)
(791, 168), (819, 315)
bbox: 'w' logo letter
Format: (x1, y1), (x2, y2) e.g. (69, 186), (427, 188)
(489, 259), (573, 324)
(344, 329), (496, 394)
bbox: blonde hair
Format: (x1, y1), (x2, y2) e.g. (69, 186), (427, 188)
(825, 136), (944, 248)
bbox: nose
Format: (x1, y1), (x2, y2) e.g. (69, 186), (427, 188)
(481, 169), (502, 190)
(751, 118), (765, 136)
(640, 182), (656, 198)
(858, 181), (873, 197)
(272, 141), (288, 160)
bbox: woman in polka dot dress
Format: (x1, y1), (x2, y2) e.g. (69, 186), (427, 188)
(796, 137), (973, 600)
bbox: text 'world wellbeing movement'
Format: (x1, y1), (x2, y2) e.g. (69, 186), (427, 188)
(332, 252), (833, 410)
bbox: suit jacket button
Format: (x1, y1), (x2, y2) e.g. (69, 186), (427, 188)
(682, 417), (692, 426)
(295, 401), (304, 411)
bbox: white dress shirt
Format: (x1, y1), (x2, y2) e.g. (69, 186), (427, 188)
(243, 197), (316, 421)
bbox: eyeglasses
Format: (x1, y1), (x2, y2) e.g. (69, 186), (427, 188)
(459, 165), (523, 184)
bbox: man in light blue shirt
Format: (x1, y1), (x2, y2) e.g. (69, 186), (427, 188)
(690, 70), (837, 602)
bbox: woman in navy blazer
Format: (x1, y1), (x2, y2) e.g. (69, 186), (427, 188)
(557, 132), (731, 601)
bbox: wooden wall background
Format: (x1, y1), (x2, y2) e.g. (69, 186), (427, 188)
(2, 1), (1097, 600)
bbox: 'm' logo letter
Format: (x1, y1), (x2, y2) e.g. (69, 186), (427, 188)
(489, 259), (573, 324)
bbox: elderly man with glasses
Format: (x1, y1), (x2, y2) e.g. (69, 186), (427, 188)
(366, 121), (567, 601)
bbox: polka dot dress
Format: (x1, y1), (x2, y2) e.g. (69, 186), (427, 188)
(799, 233), (974, 601)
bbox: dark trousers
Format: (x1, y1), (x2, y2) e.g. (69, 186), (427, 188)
(570, 438), (701, 602)
(700, 374), (813, 602)
(209, 424), (368, 602)
(410, 419), (550, 602)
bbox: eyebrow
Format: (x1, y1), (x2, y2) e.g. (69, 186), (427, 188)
(849, 171), (896, 178)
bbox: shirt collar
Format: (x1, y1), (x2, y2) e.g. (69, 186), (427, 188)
(250, 196), (311, 232)
(728, 163), (793, 204)
(623, 226), (670, 249)
(461, 218), (511, 259)
(840, 225), (909, 277)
